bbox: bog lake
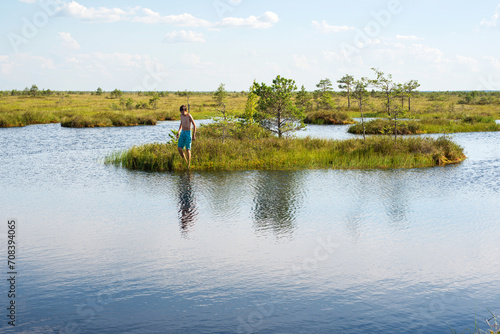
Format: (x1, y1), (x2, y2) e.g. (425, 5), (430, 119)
(0, 120), (499, 333)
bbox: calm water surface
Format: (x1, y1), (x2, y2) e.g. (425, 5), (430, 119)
(0, 121), (499, 333)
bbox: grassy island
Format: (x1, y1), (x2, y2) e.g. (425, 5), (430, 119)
(60, 112), (158, 128)
(105, 123), (466, 172)
(348, 116), (500, 135)
(304, 111), (356, 125)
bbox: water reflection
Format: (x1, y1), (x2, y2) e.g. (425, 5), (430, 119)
(1, 123), (500, 333)
(252, 171), (304, 237)
(379, 172), (411, 230)
(201, 172), (248, 221)
(177, 172), (198, 237)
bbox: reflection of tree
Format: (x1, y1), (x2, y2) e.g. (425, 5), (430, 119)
(177, 172), (198, 237)
(341, 170), (411, 238)
(203, 172), (246, 221)
(380, 171), (410, 230)
(252, 171), (304, 236)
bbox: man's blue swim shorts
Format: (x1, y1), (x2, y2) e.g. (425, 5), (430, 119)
(178, 130), (192, 150)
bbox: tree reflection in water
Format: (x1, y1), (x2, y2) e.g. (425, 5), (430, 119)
(177, 171), (198, 237)
(379, 171), (411, 231)
(252, 171), (304, 237)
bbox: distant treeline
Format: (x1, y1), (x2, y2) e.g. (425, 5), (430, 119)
(0, 86), (245, 98)
(2, 84), (500, 107)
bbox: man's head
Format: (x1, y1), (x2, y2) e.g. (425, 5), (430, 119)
(180, 105), (188, 115)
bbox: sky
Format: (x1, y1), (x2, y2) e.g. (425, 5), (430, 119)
(0, 0), (499, 91)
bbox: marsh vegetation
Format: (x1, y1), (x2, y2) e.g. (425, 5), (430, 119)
(1, 74), (499, 129)
(105, 121), (466, 172)
(348, 116), (500, 135)
(3, 72), (498, 170)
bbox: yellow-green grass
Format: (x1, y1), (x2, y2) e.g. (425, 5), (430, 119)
(0, 92), (244, 128)
(342, 93), (500, 120)
(348, 117), (500, 135)
(1, 91), (499, 128)
(105, 135), (466, 172)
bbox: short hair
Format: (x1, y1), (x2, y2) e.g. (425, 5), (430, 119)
(180, 105), (187, 112)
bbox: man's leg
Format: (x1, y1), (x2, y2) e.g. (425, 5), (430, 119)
(186, 149), (191, 168)
(178, 147), (188, 163)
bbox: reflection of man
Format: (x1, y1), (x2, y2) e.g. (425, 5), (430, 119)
(178, 172), (197, 236)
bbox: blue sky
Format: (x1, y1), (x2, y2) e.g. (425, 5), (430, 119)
(1, 0), (499, 91)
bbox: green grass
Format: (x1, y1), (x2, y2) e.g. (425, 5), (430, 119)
(304, 110), (356, 125)
(105, 123), (466, 171)
(348, 118), (500, 135)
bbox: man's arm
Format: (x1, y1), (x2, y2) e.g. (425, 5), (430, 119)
(190, 115), (196, 140)
(176, 121), (182, 138)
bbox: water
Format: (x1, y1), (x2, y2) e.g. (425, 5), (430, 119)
(0, 121), (499, 333)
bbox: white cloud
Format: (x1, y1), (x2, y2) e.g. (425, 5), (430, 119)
(215, 11), (279, 29)
(25, 55), (56, 69)
(56, 1), (278, 29)
(34, 55), (56, 69)
(483, 55), (500, 69)
(456, 55), (480, 72)
(406, 43), (445, 63)
(0, 54), (58, 75)
(246, 50), (258, 57)
(57, 2), (212, 27)
(182, 53), (212, 68)
(396, 34), (423, 41)
(479, 4), (500, 28)
(322, 49), (365, 66)
(322, 51), (340, 62)
(17, 0), (37, 3)
(132, 9), (212, 27)
(327, 41), (448, 73)
(61, 53), (167, 82)
(0, 55), (14, 74)
(58, 32), (81, 50)
(58, 1), (131, 22)
(85, 53), (145, 68)
(293, 54), (310, 70)
(0, 52), (170, 90)
(312, 20), (355, 33)
(163, 30), (205, 43)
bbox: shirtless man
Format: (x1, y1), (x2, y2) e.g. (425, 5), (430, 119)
(176, 105), (196, 167)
